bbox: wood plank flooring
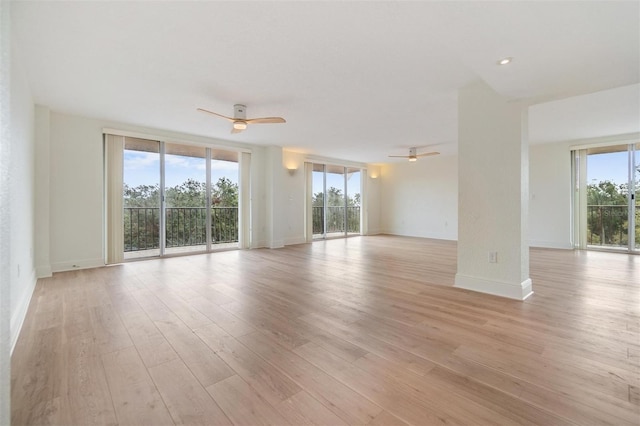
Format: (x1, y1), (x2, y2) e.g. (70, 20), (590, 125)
(11, 236), (640, 425)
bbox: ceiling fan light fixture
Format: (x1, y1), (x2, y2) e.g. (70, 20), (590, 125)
(233, 121), (247, 130)
(498, 57), (512, 65)
(408, 157), (417, 162)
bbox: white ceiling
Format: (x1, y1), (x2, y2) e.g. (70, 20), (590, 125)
(11, 1), (640, 163)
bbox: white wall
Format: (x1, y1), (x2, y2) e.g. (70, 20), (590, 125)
(365, 165), (382, 235)
(9, 40), (37, 353)
(380, 154), (458, 240)
(282, 151), (306, 245)
(529, 142), (572, 249)
(0, 1), (12, 422)
(49, 113), (107, 271)
(34, 106), (51, 276)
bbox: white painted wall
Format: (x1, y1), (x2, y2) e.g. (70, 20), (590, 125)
(455, 80), (531, 300)
(282, 150), (306, 245)
(0, 1), (12, 422)
(9, 44), (37, 353)
(34, 106), (51, 276)
(380, 155), (458, 240)
(364, 165), (382, 235)
(49, 113), (106, 271)
(529, 142), (572, 249)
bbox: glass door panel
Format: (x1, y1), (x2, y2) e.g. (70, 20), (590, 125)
(210, 149), (239, 249)
(312, 164), (325, 239)
(635, 143), (639, 251)
(346, 168), (361, 235)
(123, 138), (160, 259)
(164, 143), (207, 255)
(586, 144), (631, 250)
(311, 163), (362, 240)
(325, 165), (346, 237)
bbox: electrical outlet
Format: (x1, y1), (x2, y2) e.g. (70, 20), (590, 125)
(488, 251), (498, 263)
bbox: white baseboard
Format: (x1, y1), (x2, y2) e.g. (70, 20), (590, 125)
(252, 240), (267, 249)
(11, 269), (37, 355)
(365, 228), (382, 235)
(51, 257), (105, 273)
(36, 264), (52, 278)
(284, 237), (307, 246)
(269, 239), (285, 249)
(454, 274), (533, 301)
(529, 240), (573, 250)
(383, 231), (458, 242)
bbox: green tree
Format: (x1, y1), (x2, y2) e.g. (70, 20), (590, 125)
(165, 178), (206, 208)
(312, 187), (361, 234)
(212, 177), (238, 207)
(587, 180), (628, 246)
(124, 183), (159, 208)
(123, 177), (240, 250)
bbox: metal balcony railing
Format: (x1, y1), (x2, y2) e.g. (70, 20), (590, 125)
(312, 206), (360, 235)
(124, 207), (238, 252)
(587, 204), (638, 247)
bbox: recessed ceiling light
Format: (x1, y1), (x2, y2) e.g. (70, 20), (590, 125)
(498, 57), (512, 65)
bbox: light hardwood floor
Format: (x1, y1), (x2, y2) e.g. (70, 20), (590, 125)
(11, 236), (640, 425)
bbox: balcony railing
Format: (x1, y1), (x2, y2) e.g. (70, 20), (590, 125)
(312, 206), (360, 235)
(587, 204), (638, 247)
(124, 207), (238, 252)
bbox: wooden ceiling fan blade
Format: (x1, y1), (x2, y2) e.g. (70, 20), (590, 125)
(197, 108), (235, 122)
(416, 151), (440, 157)
(245, 117), (286, 124)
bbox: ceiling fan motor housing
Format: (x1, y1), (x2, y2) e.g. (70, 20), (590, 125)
(233, 104), (247, 119)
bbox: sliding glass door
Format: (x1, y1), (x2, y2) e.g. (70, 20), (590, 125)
(311, 163), (361, 239)
(346, 167), (361, 236)
(121, 136), (239, 260)
(123, 138), (161, 258)
(164, 143), (207, 255)
(576, 142), (638, 253)
(634, 143), (639, 251)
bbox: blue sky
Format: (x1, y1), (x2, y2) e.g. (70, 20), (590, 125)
(587, 151), (636, 186)
(124, 150), (238, 188)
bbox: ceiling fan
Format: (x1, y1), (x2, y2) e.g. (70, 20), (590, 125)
(389, 147), (440, 162)
(197, 104), (286, 134)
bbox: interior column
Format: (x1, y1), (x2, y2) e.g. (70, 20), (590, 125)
(454, 80), (532, 300)
(265, 145), (285, 248)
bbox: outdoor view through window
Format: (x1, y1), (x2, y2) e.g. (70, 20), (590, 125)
(123, 137), (239, 259)
(586, 143), (639, 251)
